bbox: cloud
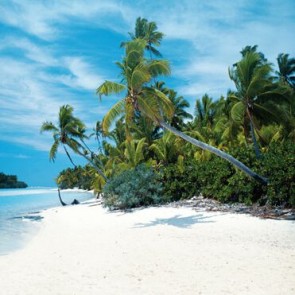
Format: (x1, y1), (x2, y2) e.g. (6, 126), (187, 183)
(0, 0), (294, 153)
(0, 0), (133, 40)
(60, 57), (104, 90)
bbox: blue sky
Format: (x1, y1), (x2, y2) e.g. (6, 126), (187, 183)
(1, 0), (294, 187)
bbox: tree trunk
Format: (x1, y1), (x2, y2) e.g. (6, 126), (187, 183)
(249, 117), (262, 159)
(58, 188), (67, 206)
(159, 121), (268, 185)
(246, 108), (262, 159)
(63, 145), (77, 168)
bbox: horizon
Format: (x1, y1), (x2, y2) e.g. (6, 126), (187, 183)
(1, 0), (294, 186)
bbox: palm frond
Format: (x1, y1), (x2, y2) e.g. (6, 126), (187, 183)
(134, 138), (146, 165)
(148, 60), (171, 77)
(40, 122), (59, 133)
(102, 99), (126, 133)
(131, 64), (151, 89)
(96, 81), (126, 99)
(231, 101), (245, 124)
(49, 140), (59, 161)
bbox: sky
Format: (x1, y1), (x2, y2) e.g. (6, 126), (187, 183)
(0, 0), (294, 187)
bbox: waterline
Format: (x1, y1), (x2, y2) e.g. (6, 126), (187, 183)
(0, 187), (93, 255)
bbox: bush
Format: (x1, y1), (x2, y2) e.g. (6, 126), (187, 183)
(161, 147), (262, 205)
(160, 161), (202, 202)
(102, 164), (163, 210)
(160, 142), (294, 207)
(260, 141), (295, 206)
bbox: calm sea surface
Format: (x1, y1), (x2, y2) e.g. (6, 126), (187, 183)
(0, 187), (93, 255)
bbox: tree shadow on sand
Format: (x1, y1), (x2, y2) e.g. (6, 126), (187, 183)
(133, 213), (221, 229)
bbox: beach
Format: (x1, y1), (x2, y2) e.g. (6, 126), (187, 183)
(0, 199), (294, 295)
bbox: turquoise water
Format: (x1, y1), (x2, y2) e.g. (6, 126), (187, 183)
(0, 188), (93, 255)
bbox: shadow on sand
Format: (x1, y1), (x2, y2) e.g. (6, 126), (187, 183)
(133, 213), (222, 229)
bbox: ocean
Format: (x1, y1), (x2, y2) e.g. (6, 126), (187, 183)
(0, 187), (94, 255)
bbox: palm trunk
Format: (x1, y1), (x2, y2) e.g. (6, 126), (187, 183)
(159, 121), (268, 185)
(63, 145), (76, 168)
(246, 108), (262, 159)
(58, 188), (67, 206)
(249, 117), (262, 159)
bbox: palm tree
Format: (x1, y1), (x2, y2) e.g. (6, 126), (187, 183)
(122, 17), (164, 58)
(276, 53), (295, 89)
(149, 131), (181, 165)
(229, 50), (291, 158)
(194, 94), (216, 129)
(97, 38), (268, 184)
(41, 105), (107, 181)
(40, 105), (83, 167)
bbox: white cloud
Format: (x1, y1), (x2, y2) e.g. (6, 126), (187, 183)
(0, 37), (58, 66)
(0, 0), (294, 152)
(60, 57), (104, 90)
(0, 0), (133, 40)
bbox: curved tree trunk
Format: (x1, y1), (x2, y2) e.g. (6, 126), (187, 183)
(159, 121), (268, 185)
(58, 188), (67, 206)
(63, 145), (77, 168)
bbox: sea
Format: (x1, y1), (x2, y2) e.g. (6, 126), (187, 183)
(0, 187), (94, 255)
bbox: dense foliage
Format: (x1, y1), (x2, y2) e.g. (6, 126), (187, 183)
(56, 166), (93, 190)
(49, 18), (294, 209)
(0, 173), (28, 189)
(161, 141), (294, 207)
(102, 164), (163, 210)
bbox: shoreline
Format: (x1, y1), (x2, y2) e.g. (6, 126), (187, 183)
(0, 200), (294, 295)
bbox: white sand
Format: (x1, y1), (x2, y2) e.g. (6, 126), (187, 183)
(0, 200), (294, 295)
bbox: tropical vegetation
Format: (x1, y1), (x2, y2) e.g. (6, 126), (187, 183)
(41, 17), (295, 209)
(0, 172), (28, 188)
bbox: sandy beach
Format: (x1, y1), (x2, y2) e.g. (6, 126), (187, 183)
(0, 200), (294, 295)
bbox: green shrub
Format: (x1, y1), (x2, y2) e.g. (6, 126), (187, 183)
(260, 141), (295, 206)
(102, 164), (163, 210)
(160, 142), (294, 207)
(197, 152), (263, 204)
(160, 162), (201, 202)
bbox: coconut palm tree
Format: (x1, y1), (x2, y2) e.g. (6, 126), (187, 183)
(276, 53), (295, 89)
(40, 105), (83, 167)
(41, 105), (107, 181)
(96, 38), (268, 184)
(229, 50), (291, 158)
(122, 17), (164, 58)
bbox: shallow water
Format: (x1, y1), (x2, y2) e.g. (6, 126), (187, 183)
(0, 187), (93, 255)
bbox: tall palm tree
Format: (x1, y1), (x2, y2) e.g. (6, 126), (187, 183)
(122, 17), (164, 58)
(97, 38), (268, 184)
(229, 50), (291, 158)
(41, 105), (107, 181)
(276, 53), (295, 89)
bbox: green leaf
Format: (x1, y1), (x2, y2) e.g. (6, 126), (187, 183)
(96, 81), (126, 99)
(102, 99), (125, 133)
(231, 101), (245, 123)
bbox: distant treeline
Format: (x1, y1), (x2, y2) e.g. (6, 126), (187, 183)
(0, 172), (28, 189)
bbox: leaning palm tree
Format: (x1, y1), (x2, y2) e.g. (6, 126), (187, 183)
(41, 105), (107, 181)
(97, 38), (268, 184)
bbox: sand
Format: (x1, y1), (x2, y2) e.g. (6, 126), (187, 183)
(0, 199), (294, 295)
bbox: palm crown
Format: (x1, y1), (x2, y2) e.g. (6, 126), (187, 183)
(97, 39), (174, 136)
